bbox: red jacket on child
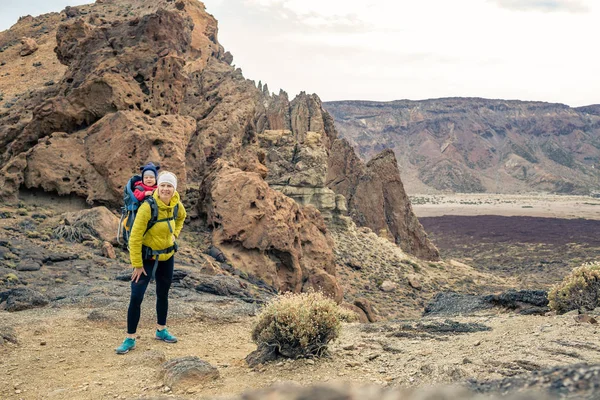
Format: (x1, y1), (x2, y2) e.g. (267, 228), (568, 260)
(133, 182), (157, 201)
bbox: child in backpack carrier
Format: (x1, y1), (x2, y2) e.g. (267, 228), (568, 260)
(134, 162), (159, 201)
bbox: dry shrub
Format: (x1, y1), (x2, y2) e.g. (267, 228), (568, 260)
(251, 292), (356, 358)
(548, 261), (600, 314)
(52, 218), (93, 242)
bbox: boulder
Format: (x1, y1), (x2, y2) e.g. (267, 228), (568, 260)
(380, 280), (397, 292)
(354, 297), (377, 323)
(407, 274), (422, 290)
(341, 302), (369, 323)
(200, 160), (342, 302)
(0, 287), (49, 312)
(63, 207), (120, 245)
(160, 356), (219, 390)
(19, 37), (38, 56)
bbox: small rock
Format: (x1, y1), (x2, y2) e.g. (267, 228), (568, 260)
(102, 241), (116, 259)
(19, 37), (38, 56)
(380, 280), (397, 292)
(407, 275), (422, 290)
(574, 314), (598, 324)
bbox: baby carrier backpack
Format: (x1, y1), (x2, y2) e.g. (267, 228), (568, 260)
(117, 175), (180, 254)
(117, 174), (145, 249)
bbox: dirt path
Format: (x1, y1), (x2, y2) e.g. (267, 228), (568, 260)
(3, 306), (600, 399)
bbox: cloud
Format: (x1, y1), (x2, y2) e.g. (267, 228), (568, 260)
(490, 0), (590, 13)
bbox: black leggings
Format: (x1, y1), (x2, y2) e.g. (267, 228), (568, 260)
(127, 256), (174, 334)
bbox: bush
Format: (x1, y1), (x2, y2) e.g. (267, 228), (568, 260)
(251, 292), (355, 359)
(548, 262), (600, 314)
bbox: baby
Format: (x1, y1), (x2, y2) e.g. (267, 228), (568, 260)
(133, 162), (159, 201)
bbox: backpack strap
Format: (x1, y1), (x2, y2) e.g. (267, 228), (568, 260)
(143, 200), (179, 235)
(143, 197), (159, 235)
(140, 201), (180, 280)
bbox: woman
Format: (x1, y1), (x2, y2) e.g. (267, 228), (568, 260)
(116, 171), (186, 354)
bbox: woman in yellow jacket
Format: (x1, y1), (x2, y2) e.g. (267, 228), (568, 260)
(116, 171), (186, 354)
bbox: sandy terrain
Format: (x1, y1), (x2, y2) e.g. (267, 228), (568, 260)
(2, 305), (600, 400)
(411, 194), (600, 220)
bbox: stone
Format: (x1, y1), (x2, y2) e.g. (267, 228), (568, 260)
(63, 207), (120, 245)
(19, 37), (38, 56)
(101, 241), (116, 259)
(380, 280), (397, 292)
(201, 161), (342, 302)
(341, 302), (369, 323)
(574, 314), (598, 324)
(407, 275), (422, 290)
(354, 298), (377, 323)
(0, 287), (49, 312)
(160, 356), (219, 389)
(16, 259), (42, 271)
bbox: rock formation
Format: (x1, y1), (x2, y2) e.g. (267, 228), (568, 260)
(200, 160), (342, 302)
(324, 99), (600, 195)
(328, 139), (439, 260)
(0, 0), (436, 297)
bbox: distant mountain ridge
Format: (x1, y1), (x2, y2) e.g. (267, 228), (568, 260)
(324, 98), (600, 194)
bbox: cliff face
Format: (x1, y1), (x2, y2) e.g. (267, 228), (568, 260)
(324, 99), (600, 195)
(328, 140), (439, 260)
(0, 0), (436, 294)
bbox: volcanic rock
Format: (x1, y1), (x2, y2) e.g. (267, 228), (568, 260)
(63, 207), (120, 244)
(19, 37), (38, 56)
(200, 160), (342, 301)
(328, 139), (439, 260)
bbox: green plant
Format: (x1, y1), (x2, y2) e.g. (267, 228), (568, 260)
(548, 262), (600, 314)
(251, 292), (355, 359)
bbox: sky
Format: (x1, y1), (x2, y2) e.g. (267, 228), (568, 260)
(1, 0), (598, 107)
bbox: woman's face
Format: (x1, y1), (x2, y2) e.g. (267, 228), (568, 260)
(158, 182), (174, 201)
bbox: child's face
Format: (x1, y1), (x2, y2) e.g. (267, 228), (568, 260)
(143, 174), (156, 186)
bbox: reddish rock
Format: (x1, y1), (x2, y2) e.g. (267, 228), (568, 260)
(200, 160), (342, 302)
(19, 37), (38, 56)
(574, 314), (598, 324)
(354, 297), (377, 323)
(341, 302), (369, 323)
(328, 139), (440, 260)
(63, 206), (120, 245)
(407, 274), (422, 290)
(101, 241), (116, 259)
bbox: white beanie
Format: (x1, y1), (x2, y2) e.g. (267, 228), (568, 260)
(157, 171), (177, 190)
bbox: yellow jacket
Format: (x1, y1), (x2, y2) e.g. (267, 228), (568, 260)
(129, 191), (186, 268)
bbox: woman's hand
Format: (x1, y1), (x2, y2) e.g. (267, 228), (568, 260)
(131, 267), (147, 283)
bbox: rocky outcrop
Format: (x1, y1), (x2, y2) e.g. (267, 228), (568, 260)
(324, 99), (600, 195)
(0, 0), (444, 311)
(200, 160), (342, 302)
(328, 139), (439, 260)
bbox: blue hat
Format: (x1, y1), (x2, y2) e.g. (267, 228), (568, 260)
(140, 162), (160, 179)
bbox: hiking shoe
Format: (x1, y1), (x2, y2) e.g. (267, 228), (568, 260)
(115, 338), (136, 354)
(155, 328), (178, 343)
